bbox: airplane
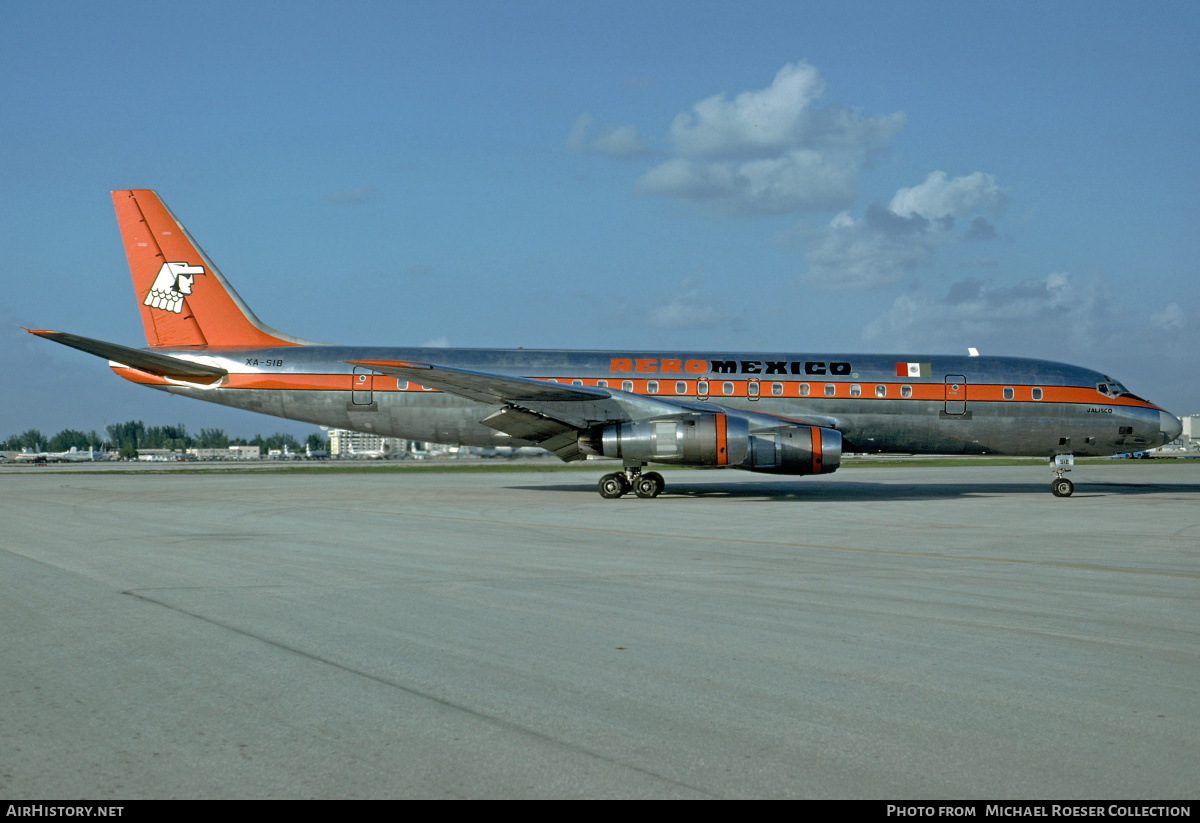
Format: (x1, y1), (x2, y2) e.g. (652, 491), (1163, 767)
(28, 190), (1183, 498)
(14, 445), (97, 463)
(347, 442), (388, 460)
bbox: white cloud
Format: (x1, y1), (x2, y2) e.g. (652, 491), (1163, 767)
(591, 125), (651, 158)
(1151, 303), (1186, 331)
(566, 112), (651, 159)
(635, 61), (905, 214)
(803, 172), (1006, 289)
(421, 336), (449, 348)
(862, 272), (1109, 355)
(802, 205), (936, 289)
(638, 148), (866, 214)
(889, 171), (1006, 221)
(646, 287), (720, 329)
(565, 112), (591, 151)
(667, 62), (828, 158)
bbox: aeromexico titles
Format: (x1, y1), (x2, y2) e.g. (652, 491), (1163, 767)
(29, 190), (1182, 498)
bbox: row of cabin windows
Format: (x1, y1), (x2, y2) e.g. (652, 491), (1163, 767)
(549, 379), (1044, 400)
(590, 380), (922, 397)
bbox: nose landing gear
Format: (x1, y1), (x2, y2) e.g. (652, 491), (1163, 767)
(597, 463), (665, 499)
(1051, 454), (1074, 497)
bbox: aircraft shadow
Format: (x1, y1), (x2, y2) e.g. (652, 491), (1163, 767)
(512, 479), (1200, 502)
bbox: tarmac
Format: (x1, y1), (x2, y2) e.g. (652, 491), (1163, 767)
(2, 462), (1198, 798)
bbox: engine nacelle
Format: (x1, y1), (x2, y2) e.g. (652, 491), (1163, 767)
(589, 412), (750, 466)
(582, 413), (840, 475)
(741, 424), (842, 475)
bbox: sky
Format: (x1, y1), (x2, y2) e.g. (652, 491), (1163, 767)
(2, 0), (1197, 441)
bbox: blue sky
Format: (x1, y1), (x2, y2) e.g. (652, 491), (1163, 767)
(2, 0), (1197, 440)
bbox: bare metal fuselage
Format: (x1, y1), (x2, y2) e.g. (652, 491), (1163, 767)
(127, 345), (1173, 459)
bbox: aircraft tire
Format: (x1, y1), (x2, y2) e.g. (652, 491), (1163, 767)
(598, 473), (628, 499)
(643, 471), (665, 496)
(1051, 478), (1074, 497)
(633, 475), (661, 498)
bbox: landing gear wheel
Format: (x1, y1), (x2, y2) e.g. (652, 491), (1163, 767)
(598, 473), (629, 499)
(633, 475), (661, 498)
(643, 471), (665, 496)
(1051, 477), (1074, 497)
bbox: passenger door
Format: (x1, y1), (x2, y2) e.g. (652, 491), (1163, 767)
(944, 374), (966, 415)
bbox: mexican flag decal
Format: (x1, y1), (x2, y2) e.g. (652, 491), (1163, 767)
(896, 362), (931, 378)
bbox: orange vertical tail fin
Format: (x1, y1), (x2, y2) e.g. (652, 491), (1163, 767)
(113, 189), (302, 349)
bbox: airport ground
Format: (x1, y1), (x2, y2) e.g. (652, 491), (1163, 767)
(1, 461), (1197, 798)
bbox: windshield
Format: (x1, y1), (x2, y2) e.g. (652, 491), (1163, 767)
(1097, 376), (1145, 401)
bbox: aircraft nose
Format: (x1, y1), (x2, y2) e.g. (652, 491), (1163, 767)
(1160, 411), (1183, 444)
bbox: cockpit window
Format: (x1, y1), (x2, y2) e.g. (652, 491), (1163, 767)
(1097, 376), (1132, 398)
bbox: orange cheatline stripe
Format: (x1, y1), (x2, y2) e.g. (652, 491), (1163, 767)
(108, 368), (1163, 410)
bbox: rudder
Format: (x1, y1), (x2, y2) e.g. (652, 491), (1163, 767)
(113, 190), (300, 349)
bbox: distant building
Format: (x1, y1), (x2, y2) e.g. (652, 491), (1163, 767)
(187, 445), (261, 460)
(327, 429), (408, 458)
(1182, 415), (1200, 446)
(136, 449), (188, 462)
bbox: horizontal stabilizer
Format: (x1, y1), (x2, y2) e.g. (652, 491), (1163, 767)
(26, 329), (228, 384)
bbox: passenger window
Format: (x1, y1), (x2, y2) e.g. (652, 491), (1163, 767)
(622, 380), (633, 392)
(647, 381), (658, 394)
(723, 382), (734, 395)
(901, 385), (912, 398)
(572, 379), (583, 386)
(1003, 387), (1014, 400)
(772, 383), (783, 396)
(676, 381), (687, 394)
(597, 380), (607, 388)
(824, 384), (835, 397)
(875, 384), (886, 398)
(748, 382), (760, 396)
(396, 380), (408, 390)
(798, 383), (810, 397)
(850, 384), (861, 397)
(1032, 387), (1043, 400)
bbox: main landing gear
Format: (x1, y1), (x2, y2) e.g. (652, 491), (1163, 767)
(598, 463), (665, 499)
(1051, 454), (1074, 497)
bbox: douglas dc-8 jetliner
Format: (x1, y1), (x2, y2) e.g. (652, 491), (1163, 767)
(29, 190), (1182, 498)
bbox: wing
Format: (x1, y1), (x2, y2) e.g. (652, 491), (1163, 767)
(349, 358), (841, 461)
(350, 358), (683, 460)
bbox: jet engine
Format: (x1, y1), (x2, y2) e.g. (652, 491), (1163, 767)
(580, 412), (841, 475)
